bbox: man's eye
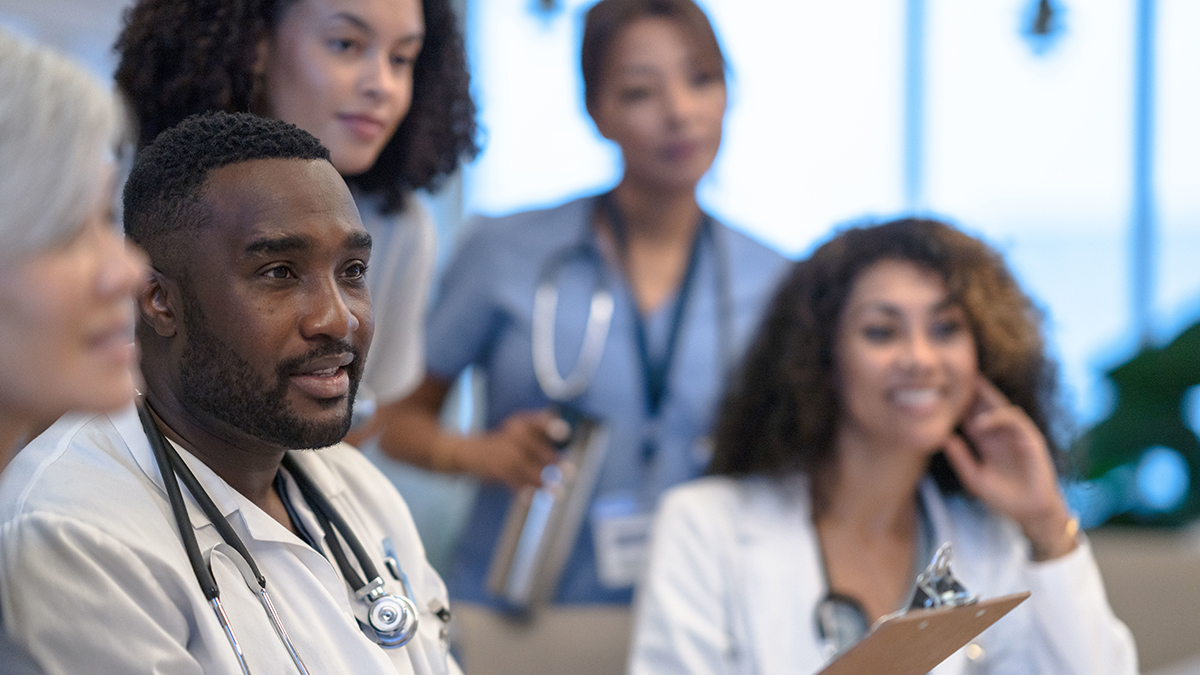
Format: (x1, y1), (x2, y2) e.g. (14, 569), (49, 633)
(344, 262), (368, 280)
(264, 266), (294, 279)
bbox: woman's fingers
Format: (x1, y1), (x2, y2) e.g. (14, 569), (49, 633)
(943, 433), (985, 488)
(947, 379), (1071, 548)
(974, 375), (1010, 404)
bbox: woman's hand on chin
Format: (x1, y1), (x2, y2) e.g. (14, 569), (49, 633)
(942, 376), (1078, 561)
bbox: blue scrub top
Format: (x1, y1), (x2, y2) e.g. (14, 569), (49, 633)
(426, 195), (789, 605)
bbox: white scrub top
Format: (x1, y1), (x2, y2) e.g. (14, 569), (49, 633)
(0, 406), (461, 675)
(356, 192), (436, 407)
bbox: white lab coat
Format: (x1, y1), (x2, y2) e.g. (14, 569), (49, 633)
(629, 475), (1138, 675)
(0, 406), (461, 675)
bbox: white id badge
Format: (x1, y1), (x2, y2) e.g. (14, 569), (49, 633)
(591, 492), (653, 589)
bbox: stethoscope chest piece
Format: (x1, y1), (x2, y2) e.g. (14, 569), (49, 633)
(367, 593), (420, 647)
(357, 577), (420, 648)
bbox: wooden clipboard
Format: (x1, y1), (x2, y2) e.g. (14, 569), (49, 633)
(816, 591), (1031, 675)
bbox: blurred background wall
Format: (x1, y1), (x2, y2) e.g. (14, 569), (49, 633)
(3, 0), (1199, 670)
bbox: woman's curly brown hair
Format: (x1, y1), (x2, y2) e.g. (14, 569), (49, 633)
(114, 0), (477, 214)
(709, 218), (1067, 503)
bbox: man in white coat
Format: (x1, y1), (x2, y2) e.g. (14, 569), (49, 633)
(0, 112), (459, 675)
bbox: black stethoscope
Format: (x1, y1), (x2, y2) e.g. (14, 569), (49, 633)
(136, 401), (420, 675)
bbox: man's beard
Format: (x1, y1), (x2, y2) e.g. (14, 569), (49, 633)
(177, 292), (362, 449)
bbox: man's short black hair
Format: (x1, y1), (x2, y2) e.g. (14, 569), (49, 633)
(124, 111), (330, 272)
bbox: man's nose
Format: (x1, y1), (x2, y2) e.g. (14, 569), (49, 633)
(300, 276), (360, 341)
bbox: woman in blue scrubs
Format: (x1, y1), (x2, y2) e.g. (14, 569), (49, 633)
(378, 0), (788, 671)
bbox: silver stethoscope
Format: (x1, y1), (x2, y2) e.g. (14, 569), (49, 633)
(531, 193), (734, 406)
(136, 401), (420, 675)
(532, 239), (615, 401)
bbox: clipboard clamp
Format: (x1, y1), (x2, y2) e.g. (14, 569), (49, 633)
(910, 543), (979, 610)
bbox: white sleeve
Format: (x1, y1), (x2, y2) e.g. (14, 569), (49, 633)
(361, 200), (438, 405)
(0, 514), (203, 675)
(1018, 537), (1139, 675)
(628, 490), (739, 675)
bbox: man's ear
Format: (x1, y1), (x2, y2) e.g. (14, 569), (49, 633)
(139, 271), (179, 338)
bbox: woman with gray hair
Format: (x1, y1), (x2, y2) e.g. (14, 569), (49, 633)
(0, 30), (146, 673)
(0, 29), (146, 462)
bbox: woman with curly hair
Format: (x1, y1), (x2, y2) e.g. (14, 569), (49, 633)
(115, 0), (477, 435)
(629, 219), (1137, 675)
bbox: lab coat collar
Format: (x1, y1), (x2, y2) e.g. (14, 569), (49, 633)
(730, 474), (828, 670)
(283, 448), (351, 506)
(730, 474), (969, 673)
(114, 403), (348, 547)
(735, 473), (813, 539)
(917, 476), (962, 567)
(116, 403), (234, 530)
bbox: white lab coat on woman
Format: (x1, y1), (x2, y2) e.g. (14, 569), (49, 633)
(629, 475), (1137, 675)
(0, 406), (460, 675)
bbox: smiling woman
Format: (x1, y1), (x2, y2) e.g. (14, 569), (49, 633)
(0, 30), (146, 466)
(629, 218), (1138, 675)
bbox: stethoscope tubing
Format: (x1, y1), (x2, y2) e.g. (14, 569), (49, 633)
(138, 402), (225, 599)
(532, 242), (615, 402)
(531, 195), (736, 414)
(282, 453), (382, 589)
(210, 596), (253, 675)
(140, 401), (306, 674)
(137, 399), (416, 674)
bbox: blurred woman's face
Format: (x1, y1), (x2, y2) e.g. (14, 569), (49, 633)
(0, 165), (147, 425)
(833, 259), (979, 456)
(257, 0), (425, 176)
(590, 17), (726, 192)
